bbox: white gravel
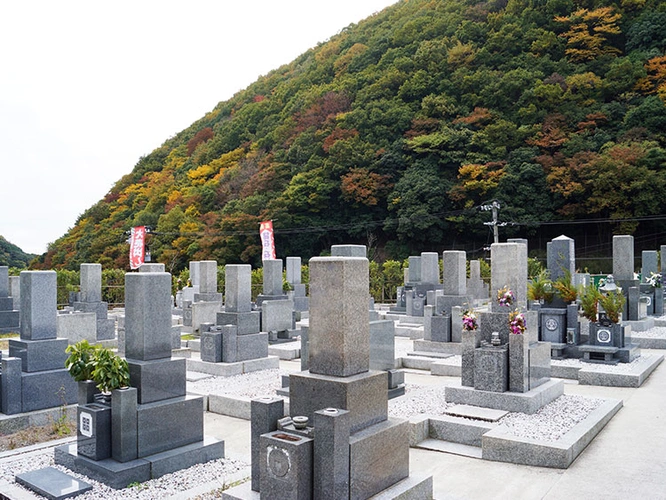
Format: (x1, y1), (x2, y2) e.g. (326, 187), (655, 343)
(497, 394), (604, 442)
(551, 353), (658, 372)
(388, 384), (604, 443)
(0, 448), (249, 499)
(633, 325), (666, 338)
(188, 369), (288, 399)
(389, 384), (453, 417)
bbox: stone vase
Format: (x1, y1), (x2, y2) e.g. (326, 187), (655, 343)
(78, 380), (100, 406)
(461, 329), (480, 388)
(111, 387), (138, 463)
(508, 333), (529, 393)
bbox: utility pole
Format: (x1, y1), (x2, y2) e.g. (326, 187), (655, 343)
(481, 200), (505, 244)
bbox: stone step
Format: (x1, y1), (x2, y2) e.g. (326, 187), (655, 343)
(407, 350), (453, 359)
(428, 414), (496, 447)
(415, 438), (483, 459)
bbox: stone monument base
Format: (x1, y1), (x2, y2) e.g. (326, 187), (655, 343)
(186, 356), (279, 377)
(412, 339), (462, 355)
(445, 378), (564, 414)
(54, 436), (224, 489)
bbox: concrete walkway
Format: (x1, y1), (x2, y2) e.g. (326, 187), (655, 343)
(204, 349), (666, 500)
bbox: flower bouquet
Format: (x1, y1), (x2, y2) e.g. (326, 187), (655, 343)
(497, 286), (515, 307)
(509, 310), (526, 334)
(462, 308), (478, 331)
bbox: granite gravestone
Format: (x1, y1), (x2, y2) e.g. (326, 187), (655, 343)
(54, 271), (224, 488)
(0, 266), (19, 333)
(225, 256), (432, 499)
(2, 271), (77, 414)
(70, 263), (115, 341)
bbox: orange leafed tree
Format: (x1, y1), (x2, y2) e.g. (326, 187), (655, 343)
(555, 7), (622, 62)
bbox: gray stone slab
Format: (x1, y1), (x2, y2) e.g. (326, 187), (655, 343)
(286, 257), (302, 285)
(8, 337), (69, 372)
(407, 256), (421, 283)
(529, 341), (552, 389)
(20, 271), (58, 340)
(128, 357), (187, 404)
(474, 346), (509, 392)
(198, 260), (218, 294)
(77, 403), (111, 460)
(289, 370), (387, 433)
(331, 244), (367, 257)
(54, 442), (151, 489)
(308, 257), (370, 377)
(349, 418), (409, 500)
(217, 311), (260, 335)
(15, 467), (92, 500)
(446, 378), (565, 414)
(1, 357), (22, 414)
(428, 414), (495, 447)
(236, 332), (269, 361)
(225, 265), (252, 313)
(80, 263), (102, 303)
(20, 368), (77, 412)
(147, 435), (224, 479)
(125, 272), (172, 361)
(136, 395), (204, 457)
(444, 405), (508, 422)
(262, 299), (294, 333)
(613, 235), (635, 281)
(138, 263), (165, 272)
(369, 319), (396, 371)
(641, 251), (658, 283)
(420, 252), (440, 285)
(0, 266), (8, 297)
(262, 259), (284, 296)
(443, 251), (467, 295)
(490, 243), (527, 312)
(200, 331), (222, 363)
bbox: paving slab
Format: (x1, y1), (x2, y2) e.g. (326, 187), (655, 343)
(444, 405), (508, 422)
(15, 467), (92, 500)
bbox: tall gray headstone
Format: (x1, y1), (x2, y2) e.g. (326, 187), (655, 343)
(490, 243), (527, 313)
(547, 235), (575, 282)
(124, 272), (172, 361)
(407, 256), (421, 283)
(642, 251), (658, 282)
(225, 265), (252, 313)
(263, 259), (284, 296)
(613, 235), (635, 281)
(308, 257), (369, 377)
(199, 261), (218, 294)
(443, 251), (467, 296)
(661, 245), (666, 272)
(80, 263), (102, 303)
(331, 245), (367, 257)
(0, 266), (8, 297)
(420, 252), (440, 285)
(286, 257), (302, 285)
(20, 271), (57, 340)
(189, 261), (201, 287)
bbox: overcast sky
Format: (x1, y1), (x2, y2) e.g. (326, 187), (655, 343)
(0, 0), (397, 255)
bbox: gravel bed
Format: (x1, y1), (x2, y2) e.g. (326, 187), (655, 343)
(188, 369), (288, 398)
(0, 447), (249, 499)
(389, 384), (453, 418)
(389, 384), (604, 443)
(549, 354), (657, 372)
(633, 325), (666, 338)
(497, 394), (604, 442)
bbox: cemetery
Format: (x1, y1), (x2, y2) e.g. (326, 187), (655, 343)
(0, 236), (665, 499)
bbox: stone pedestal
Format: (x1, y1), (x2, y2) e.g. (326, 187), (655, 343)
(474, 346), (508, 393)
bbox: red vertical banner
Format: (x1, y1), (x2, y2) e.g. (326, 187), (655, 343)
(259, 221), (276, 260)
(129, 226), (146, 270)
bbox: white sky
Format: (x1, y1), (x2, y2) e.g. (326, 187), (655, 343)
(0, 0), (397, 255)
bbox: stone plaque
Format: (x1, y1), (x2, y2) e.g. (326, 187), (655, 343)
(268, 447), (291, 478)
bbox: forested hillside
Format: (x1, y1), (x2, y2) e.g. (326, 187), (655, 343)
(0, 236), (35, 268)
(35, 0), (666, 271)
